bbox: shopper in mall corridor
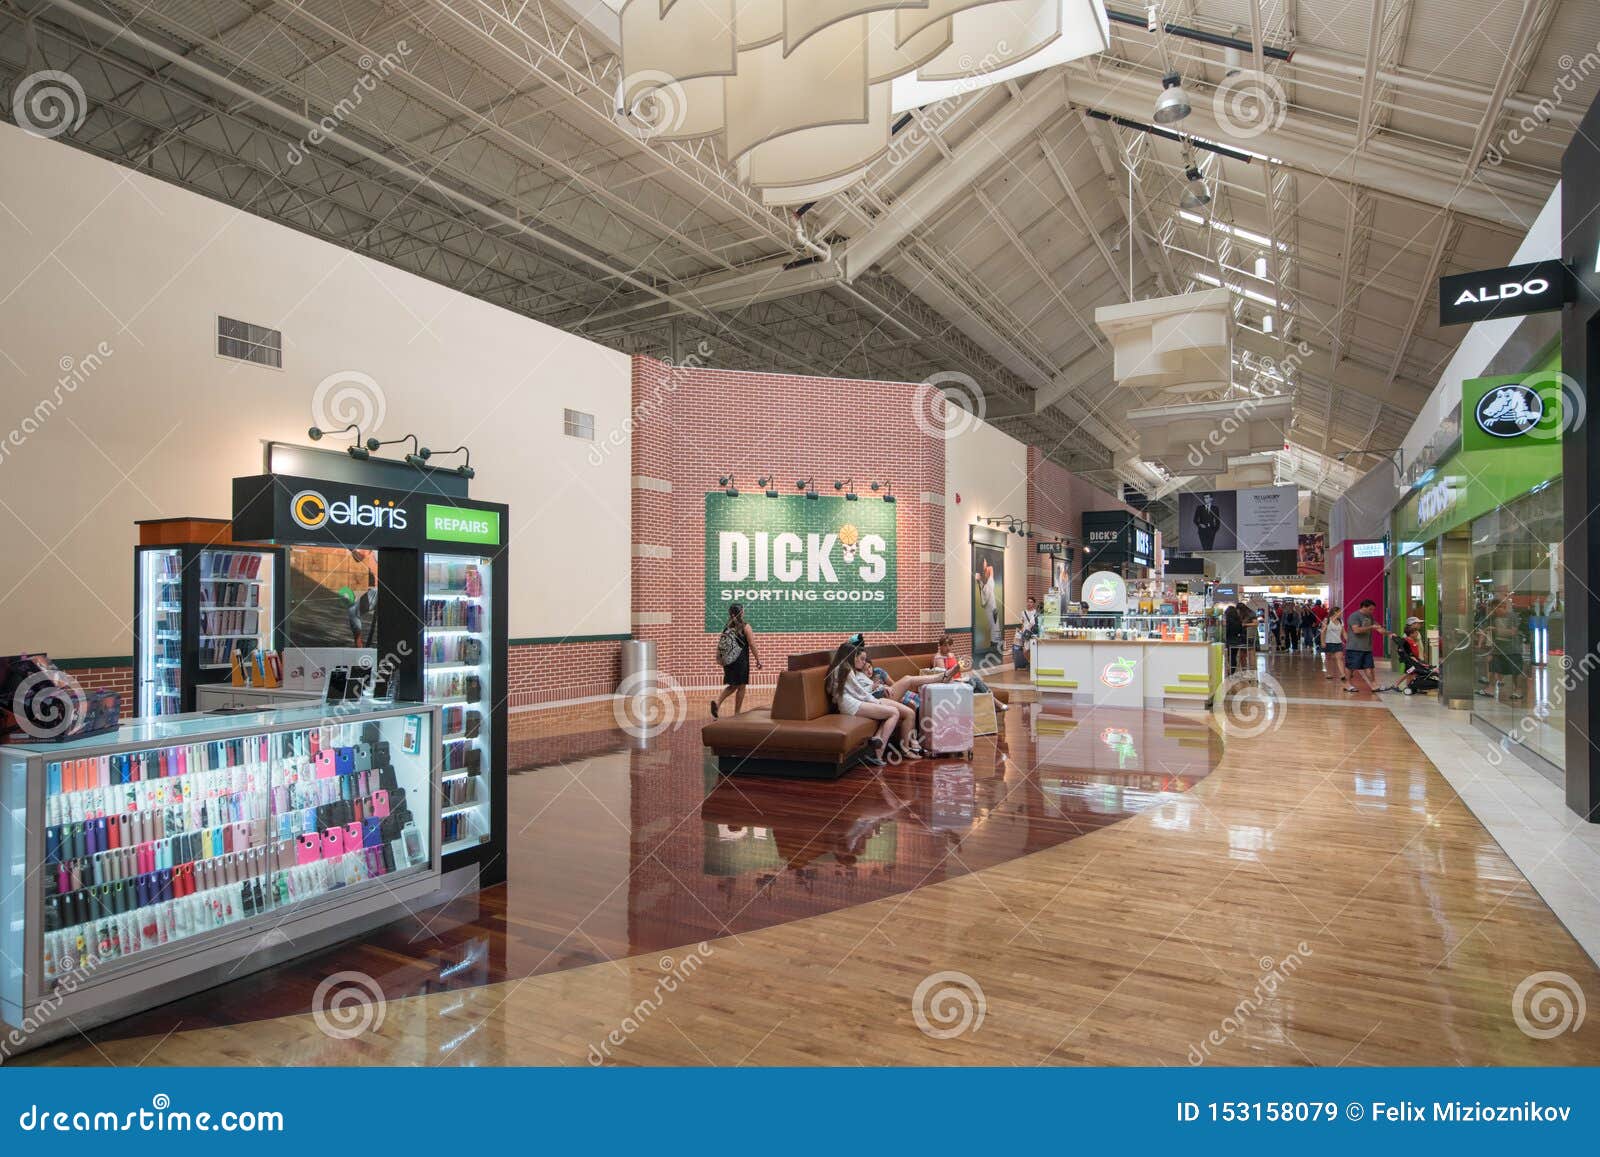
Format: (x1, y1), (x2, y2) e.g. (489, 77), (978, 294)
(1224, 602), (1246, 674)
(1344, 599), (1379, 693)
(1321, 604), (1347, 682)
(710, 603), (761, 718)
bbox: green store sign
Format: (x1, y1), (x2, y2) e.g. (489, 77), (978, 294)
(704, 492), (897, 632)
(425, 503), (501, 545)
(1393, 367), (1563, 542)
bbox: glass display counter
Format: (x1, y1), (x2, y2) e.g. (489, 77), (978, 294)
(0, 703), (442, 1049)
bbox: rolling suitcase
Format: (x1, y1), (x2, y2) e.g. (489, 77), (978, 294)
(919, 681), (974, 757)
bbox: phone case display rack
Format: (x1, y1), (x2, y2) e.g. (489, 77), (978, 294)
(373, 547), (508, 888)
(134, 541), (286, 717)
(0, 704), (443, 1050)
(422, 556), (491, 855)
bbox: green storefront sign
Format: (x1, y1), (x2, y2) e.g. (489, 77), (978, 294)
(1393, 363), (1563, 542)
(704, 493), (897, 632)
(1462, 370), (1566, 451)
(425, 503), (501, 545)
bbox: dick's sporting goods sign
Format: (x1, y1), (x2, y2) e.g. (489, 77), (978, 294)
(704, 493), (897, 631)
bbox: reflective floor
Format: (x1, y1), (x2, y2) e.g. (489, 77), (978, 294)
(21, 650), (1600, 1066)
(49, 692), (1217, 1047)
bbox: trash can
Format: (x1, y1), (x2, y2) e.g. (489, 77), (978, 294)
(619, 639), (657, 691)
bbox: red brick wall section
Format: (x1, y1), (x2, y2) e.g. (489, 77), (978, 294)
(631, 356), (946, 689)
(507, 639), (624, 709)
(1025, 446), (1142, 602)
(64, 665), (133, 720)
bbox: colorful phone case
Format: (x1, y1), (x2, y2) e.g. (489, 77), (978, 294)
(335, 747), (355, 776)
(343, 821), (364, 854)
(353, 743), (372, 773)
(370, 790), (390, 818)
(362, 817), (384, 849)
(315, 749), (337, 779)
(297, 833), (321, 865)
(321, 828), (345, 859)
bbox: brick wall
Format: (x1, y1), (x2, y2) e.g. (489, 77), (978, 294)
(507, 637), (625, 709)
(631, 357), (946, 688)
(59, 663), (134, 719)
(1026, 447), (1142, 602)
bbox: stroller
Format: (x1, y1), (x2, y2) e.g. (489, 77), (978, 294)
(1397, 640), (1439, 695)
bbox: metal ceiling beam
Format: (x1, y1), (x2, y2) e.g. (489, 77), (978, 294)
(1461, 0), (1545, 177)
(1063, 65), (1545, 230)
(841, 75), (1067, 280)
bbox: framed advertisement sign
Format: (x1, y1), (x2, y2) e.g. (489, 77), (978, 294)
(704, 493), (897, 631)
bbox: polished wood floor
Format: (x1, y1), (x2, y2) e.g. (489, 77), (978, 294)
(20, 649), (1600, 1065)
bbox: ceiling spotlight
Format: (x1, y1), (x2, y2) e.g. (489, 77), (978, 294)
(758, 475), (779, 498)
(1153, 72), (1191, 125)
(1179, 166), (1211, 209)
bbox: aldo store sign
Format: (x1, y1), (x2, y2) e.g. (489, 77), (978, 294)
(704, 492), (897, 631)
(1462, 373), (1564, 452)
(234, 474), (507, 550)
(1438, 259), (1572, 327)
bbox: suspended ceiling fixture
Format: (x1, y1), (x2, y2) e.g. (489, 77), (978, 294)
(618, 0), (1110, 205)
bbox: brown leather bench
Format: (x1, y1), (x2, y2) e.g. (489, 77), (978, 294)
(702, 643), (1009, 779)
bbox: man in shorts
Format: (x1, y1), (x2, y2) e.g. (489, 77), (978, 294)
(1344, 599), (1378, 693)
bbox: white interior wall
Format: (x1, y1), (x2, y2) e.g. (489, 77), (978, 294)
(944, 420), (1030, 633)
(0, 124), (632, 658)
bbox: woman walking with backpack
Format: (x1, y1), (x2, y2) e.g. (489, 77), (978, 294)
(710, 603), (761, 718)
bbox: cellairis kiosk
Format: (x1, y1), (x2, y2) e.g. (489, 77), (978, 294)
(232, 469), (509, 888)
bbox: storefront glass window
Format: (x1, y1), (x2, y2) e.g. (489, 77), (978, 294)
(1469, 480), (1564, 772)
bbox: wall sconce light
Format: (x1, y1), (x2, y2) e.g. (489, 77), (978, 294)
(718, 472), (740, 498)
(367, 434), (422, 461)
(405, 446), (432, 469)
(796, 477), (818, 499)
(430, 445), (475, 479)
(309, 422), (368, 459)
(834, 478), (857, 501)
(758, 475), (779, 498)
(871, 481), (895, 504)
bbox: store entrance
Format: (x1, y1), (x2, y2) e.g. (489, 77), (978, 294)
(1437, 529), (1474, 709)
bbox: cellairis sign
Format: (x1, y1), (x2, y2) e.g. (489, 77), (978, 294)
(704, 492), (896, 631)
(1438, 259), (1572, 327)
(233, 474), (506, 550)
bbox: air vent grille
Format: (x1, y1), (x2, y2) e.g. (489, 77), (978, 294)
(563, 408), (595, 440)
(217, 316), (282, 368)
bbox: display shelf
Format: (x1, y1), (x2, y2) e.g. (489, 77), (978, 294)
(423, 555), (492, 867)
(16, 705), (438, 1006)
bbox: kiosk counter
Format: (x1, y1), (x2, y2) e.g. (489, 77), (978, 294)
(1033, 633), (1223, 709)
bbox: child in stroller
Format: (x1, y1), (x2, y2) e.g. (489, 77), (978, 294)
(1382, 621), (1439, 694)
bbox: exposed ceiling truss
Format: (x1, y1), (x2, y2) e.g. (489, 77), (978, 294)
(2, 0), (1593, 529)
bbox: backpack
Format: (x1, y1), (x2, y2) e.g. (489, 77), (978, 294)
(715, 625), (745, 666)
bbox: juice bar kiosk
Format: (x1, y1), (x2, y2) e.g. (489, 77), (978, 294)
(231, 470), (510, 887)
